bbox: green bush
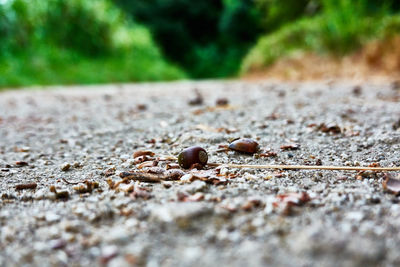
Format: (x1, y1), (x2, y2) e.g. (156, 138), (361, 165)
(114, 0), (263, 78)
(0, 0), (185, 88)
(241, 0), (400, 73)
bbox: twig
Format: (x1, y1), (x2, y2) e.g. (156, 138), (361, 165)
(161, 155), (400, 172)
(213, 164), (400, 172)
(62, 178), (80, 185)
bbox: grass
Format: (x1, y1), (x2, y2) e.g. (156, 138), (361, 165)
(0, 0), (186, 89)
(0, 45), (186, 88)
(241, 3), (400, 74)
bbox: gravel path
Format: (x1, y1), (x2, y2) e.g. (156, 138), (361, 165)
(1, 80), (400, 267)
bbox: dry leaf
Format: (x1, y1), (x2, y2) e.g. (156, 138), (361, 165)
(273, 192), (311, 216)
(130, 186), (152, 200)
(316, 123), (341, 134)
(133, 150), (155, 158)
(259, 152), (277, 158)
(280, 143), (300, 151)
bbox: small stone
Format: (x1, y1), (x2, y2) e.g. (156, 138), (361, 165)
(104, 228), (130, 244)
(183, 180), (207, 194)
(45, 212), (61, 223)
(73, 161), (81, 168)
(61, 163), (71, 171)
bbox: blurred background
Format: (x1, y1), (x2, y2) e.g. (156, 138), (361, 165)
(1, 0), (400, 88)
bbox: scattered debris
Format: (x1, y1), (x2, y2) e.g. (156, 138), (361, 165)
(107, 177), (129, 190)
(73, 181), (99, 194)
(266, 113), (279, 120)
(104, 167), (116, 177)
(15, 183), (37, 190)
(119, 169), (185, 183)
(393, 118), (400, 131)
(177, 191), (204, 202)
(241, 198), (263, 211)
(166, 163), (180, 170)
(216, 98), (229, 106)
(274, 192), (311, 216)
(316, 123), (341, 134)
(15, 161), (29, 167)
(259, 152), (277, 158)
(280, 143), (300, 151)
(133, 150), (155, 158)
(49, 185), (69, 199)
(192, 105), (236, 115)
(15, 147), (30, 152)
(137, 104), (147, 111)
(137, 160), (158, 169)
(133, 155), (154, 164)
(130, 186), (152, 200)
(186, 169), (228, 185)
(188, 89), (204, 106)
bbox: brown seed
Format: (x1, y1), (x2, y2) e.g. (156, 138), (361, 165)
(178, 146), (208, 169)
(216, 98), (229, 106)
(137, 104), (147, 111)
(228, 138), (259, 154)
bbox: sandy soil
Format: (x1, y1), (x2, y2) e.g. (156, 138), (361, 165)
(1, 80), (400, 266)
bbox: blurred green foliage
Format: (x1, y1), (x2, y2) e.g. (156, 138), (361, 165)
(242, 0), (400, 73)
(114, 0), (263, 78)
(0, 0), (185, 88)
(1, 0), (400, 88)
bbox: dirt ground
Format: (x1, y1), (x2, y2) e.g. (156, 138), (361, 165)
(244, 36), (400, 82)
(1, 80), (400, 266)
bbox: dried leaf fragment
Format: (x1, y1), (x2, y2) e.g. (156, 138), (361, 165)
(188, 169), (228, 185)
(177, 191), (204, 202)
(275, 192), (311, 206)
(49, 185), (69, 199)
(316, 123), (341, 134)
(119, 169), (184, 183)
(273, 192), (311, 216)
(133, 150), (155, 158)
(73, 181), (99, 194)
(137, 160), (158, 169)
(130, 186), (152, 200)
(166, 163), (180, 170)
(15, 161), (28, 167)
(259, 152), (277, 158)
(104, 167), (116, 177)
(241, 198), (262, 211)
(280, 143), (300, 151)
